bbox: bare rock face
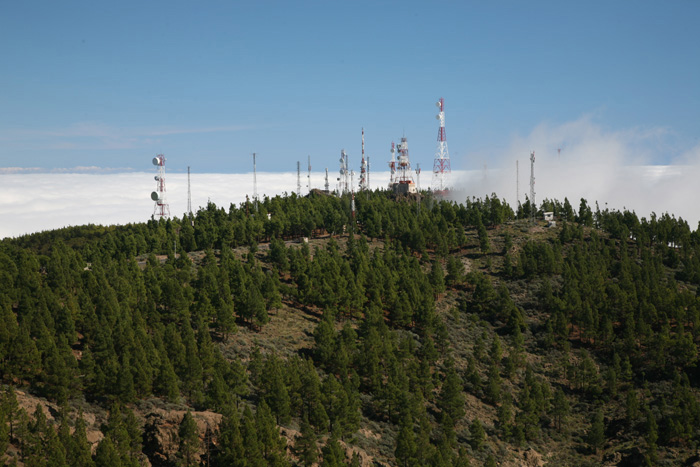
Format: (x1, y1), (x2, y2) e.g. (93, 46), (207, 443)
(142, 408), (222, 467)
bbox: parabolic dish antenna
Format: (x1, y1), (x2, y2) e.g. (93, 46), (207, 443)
(152, 157), (160, 166)
(154, 175), (160, 181)
(151, 191), (160, 201)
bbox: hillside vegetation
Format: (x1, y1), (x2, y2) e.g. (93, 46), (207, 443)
(1, 191), (700, 466)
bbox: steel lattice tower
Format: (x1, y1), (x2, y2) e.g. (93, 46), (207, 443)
(432, 97), (451, 194)
(151, 154), (170, 219)
(359, 128), (368, 191)
(339, 149), (349, 194)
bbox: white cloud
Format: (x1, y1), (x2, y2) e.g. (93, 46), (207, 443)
(449, 117), (700, 227)
(2, 117), (699, 239)
(0, 170), (393, 239)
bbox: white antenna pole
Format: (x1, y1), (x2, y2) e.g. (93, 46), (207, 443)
(187, 165), (192, 217)
(325, 168), (329, 193)
(530, 151), (536, 223)
(297, 161), (301, 196)
(516, 160), (519, 207)
(307, 155), (311, 194)
(252, 153), (258, 205)
(367, 156), (370, 191)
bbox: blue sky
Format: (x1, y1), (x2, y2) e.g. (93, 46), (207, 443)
(1, 1), (699, 174)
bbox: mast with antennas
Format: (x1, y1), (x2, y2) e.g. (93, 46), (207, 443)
(307, 155), (311, 194)
(297, 161), (301, 196)
(187, 166), (192, 217)
(530, 151), (536, 223)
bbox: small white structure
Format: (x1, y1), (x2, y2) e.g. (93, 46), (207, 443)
(543, 212), (554, 222)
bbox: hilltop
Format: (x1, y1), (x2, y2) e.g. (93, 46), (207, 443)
(1, 191), (699, 466)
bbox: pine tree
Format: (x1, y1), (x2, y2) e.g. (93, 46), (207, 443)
(320, 434), (346, 467)
(552, 388), (570, 432)
(294, 416), (318, 467)
(437, 361), (465, 426)
(394, 414), (416, 467)
(587, 409), (605, 454)
(178, 410), (200, 467)
(469, 418), (485, 451)
(255, 401), (288, 465)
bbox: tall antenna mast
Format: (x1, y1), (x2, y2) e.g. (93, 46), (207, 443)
(530, 151), (536, 224)
(432, 97), (451, 195)
(339, 149), (349, 194)
(359, 128), (367, 191)
(388, 142), (396, 186)
(187, 165), (192, 217)
(415, 163), (421, 192)
(297, 161), (302, 196)
(307, 155), (312, 194)
(252, 153), (258, 205)
(516, 160), (519, 207)
(150, 154), (170, 218)
(324, 167), (329, 193)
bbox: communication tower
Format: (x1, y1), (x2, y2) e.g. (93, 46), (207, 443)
(516, 160), (519, 206)
(187, 166), (192, 217)
(391, 137), (416, 194)
(297, 161), (302, 196)
(530, 151), (536, 223)
(432, 97), (451, 194)
(252, 153), (258, 205)
(339, 149), (350, 195)
(388, 142), (396, 186)
(359, 128), (368, 191)
(151, 154), (170, 218)
(324, 168), (330, 193)
(415, 163), (421, 192)
(307, 156), (311, 194)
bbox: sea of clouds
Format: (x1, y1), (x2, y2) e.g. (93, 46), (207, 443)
(2, 117), (699, 239)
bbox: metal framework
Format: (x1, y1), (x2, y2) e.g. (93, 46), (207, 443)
(151, 154), (170, 219)
(339, 149), (350, 194)
(359, 128), (368, 191)
(432, 97), (451, 194)
(388, 142), (397, 186)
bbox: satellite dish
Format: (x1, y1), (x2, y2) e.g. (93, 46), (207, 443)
(436, 101), (441, 108)
(154, 175), (160, 181)
(436, 115), (441, 120)
(152, 157), (160, 166)
(151, 191), (160, 201)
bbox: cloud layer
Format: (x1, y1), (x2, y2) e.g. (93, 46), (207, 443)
(450, 117), (700, 227)
(2, 117), (699, 239)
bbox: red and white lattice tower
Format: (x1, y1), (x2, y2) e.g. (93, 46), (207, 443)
(432, 97), (451, 194)
(396, 137), (412, 183)
(151, 154), (170, 218)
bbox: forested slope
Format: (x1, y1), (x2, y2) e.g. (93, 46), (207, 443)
(1, 191), (699, 466)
